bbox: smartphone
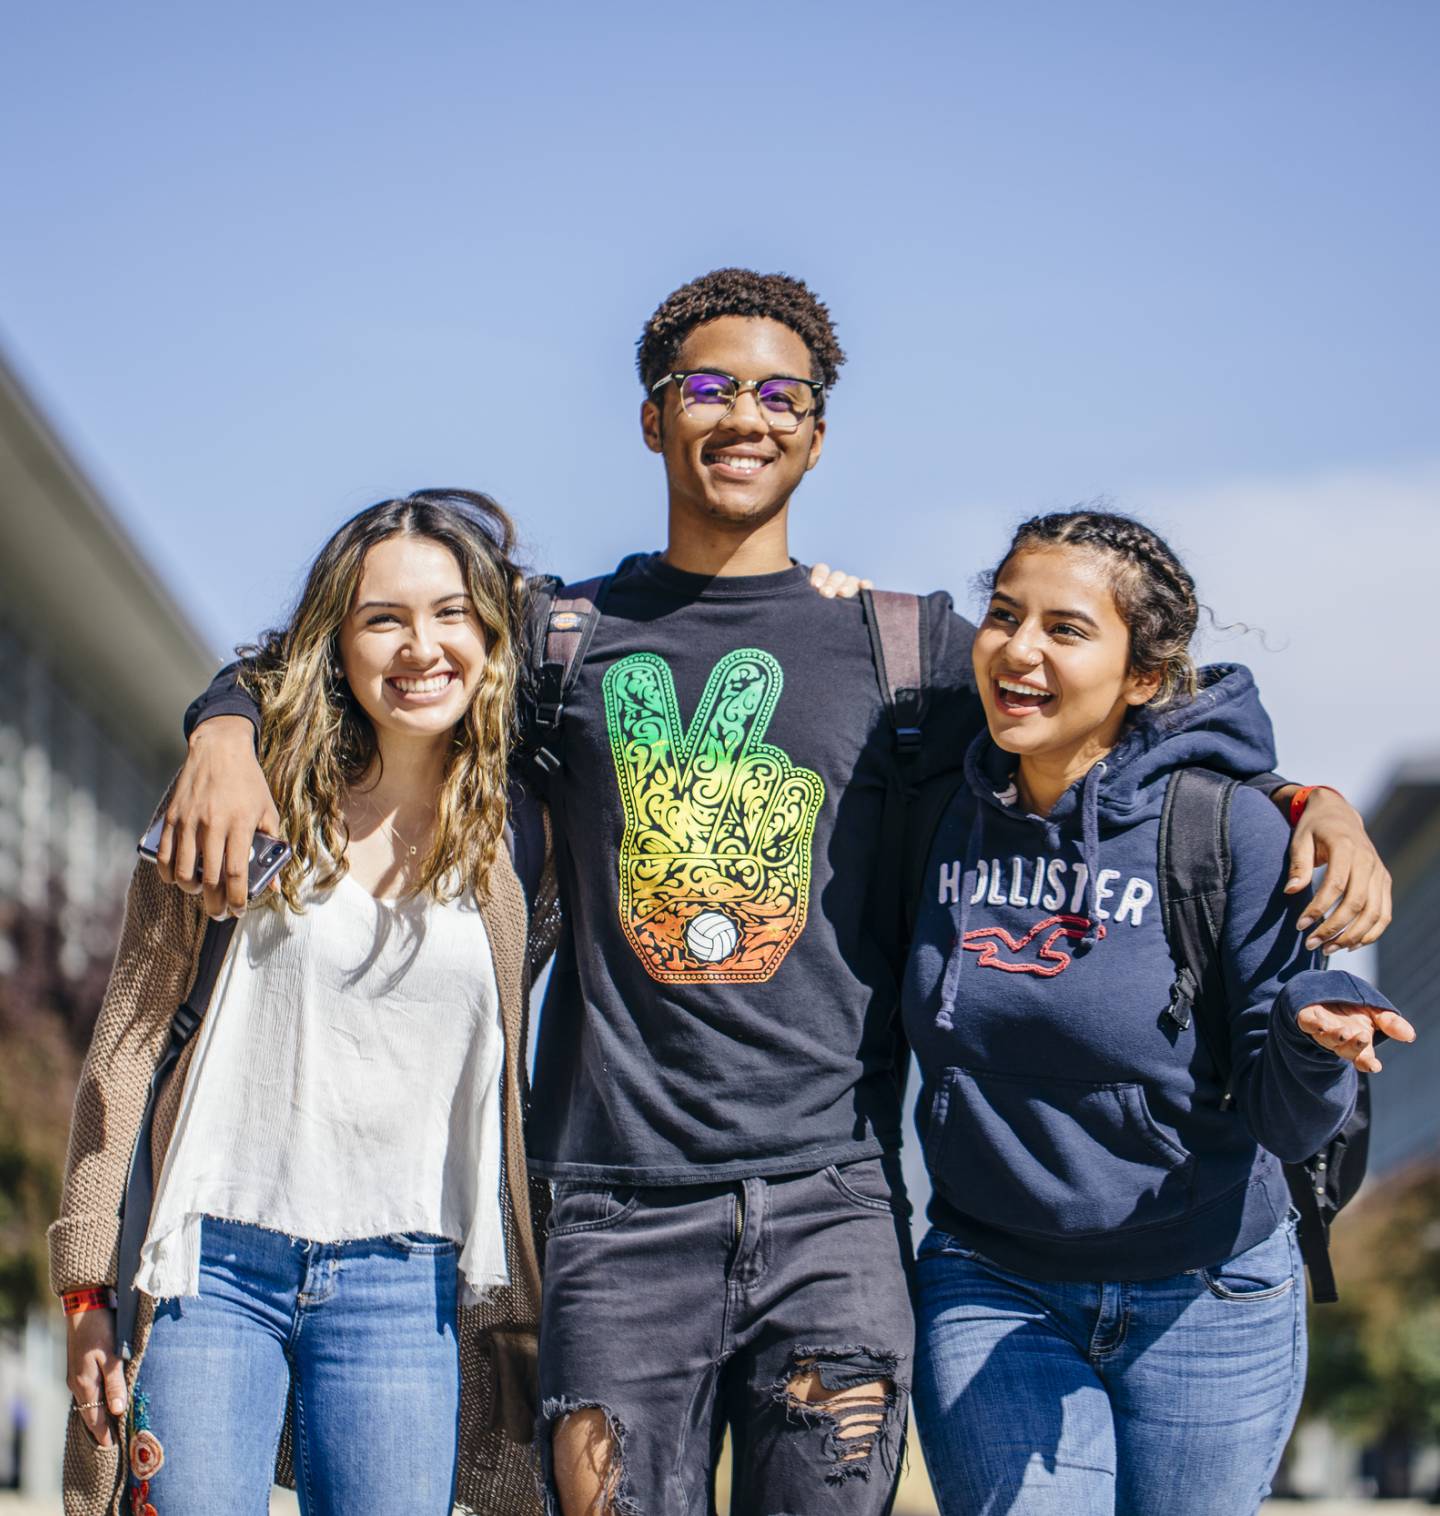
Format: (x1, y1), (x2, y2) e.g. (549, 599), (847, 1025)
(137, 819), (292, 900)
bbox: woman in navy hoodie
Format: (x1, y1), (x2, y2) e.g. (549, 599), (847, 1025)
(904, 510), (1414, 1516)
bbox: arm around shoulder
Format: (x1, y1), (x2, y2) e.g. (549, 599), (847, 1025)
(182, 660), (261, 742)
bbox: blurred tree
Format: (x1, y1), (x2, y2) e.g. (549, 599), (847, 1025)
(1302, 1161), (1440, 1497)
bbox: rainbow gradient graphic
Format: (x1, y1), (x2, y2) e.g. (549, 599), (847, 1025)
(602, 649), (825, 983)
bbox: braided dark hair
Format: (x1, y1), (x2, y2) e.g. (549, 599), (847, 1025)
(988, 510), (1200, 708)
(636, 268), (845, 416)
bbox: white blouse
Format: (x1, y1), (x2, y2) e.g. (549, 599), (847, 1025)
(137, 873), (508, 1305)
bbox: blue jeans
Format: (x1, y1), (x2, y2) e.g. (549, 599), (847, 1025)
(130, 1217), (461, 1516)
(912, 1216), (1306, 1516)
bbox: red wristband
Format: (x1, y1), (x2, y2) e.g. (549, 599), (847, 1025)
(1289, 784), (1342, 827)
(61, 1287), (115, 1316)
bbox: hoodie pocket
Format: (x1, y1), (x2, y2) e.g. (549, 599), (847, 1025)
(926, 1065), (1193, 1239)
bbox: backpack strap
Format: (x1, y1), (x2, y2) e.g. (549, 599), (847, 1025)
(860, 589), (930, 758)
(1284, 1160), (1339, 1303)
(1157, 767), (1238, 1099)
(116, 914), (238, 1357)
(855, 587), (934, 1086)
(525, 553), (651, 776)
(527, 575), (609, 775)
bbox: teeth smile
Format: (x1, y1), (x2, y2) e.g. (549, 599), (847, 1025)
(391, 674), (454, 694)
(998, 679), (1052, 699)
(707, 454), (768, 471)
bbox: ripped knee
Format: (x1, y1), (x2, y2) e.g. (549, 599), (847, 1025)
(775, 1345), (905, 1484)
(543, 1398), (638, 1516)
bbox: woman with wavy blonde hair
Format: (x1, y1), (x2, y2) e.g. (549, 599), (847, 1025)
(52, 490), (548, 1516)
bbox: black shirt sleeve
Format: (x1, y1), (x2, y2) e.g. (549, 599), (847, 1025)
(183, 660), (262, 745)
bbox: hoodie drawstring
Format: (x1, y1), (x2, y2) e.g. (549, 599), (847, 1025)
(937, 804), (986, 1030)
(1074, 760), (1106, 955)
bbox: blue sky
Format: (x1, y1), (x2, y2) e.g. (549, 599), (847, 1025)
(3, 0), (1437, 812)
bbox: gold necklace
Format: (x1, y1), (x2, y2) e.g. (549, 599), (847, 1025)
(358, 793), (422, 857)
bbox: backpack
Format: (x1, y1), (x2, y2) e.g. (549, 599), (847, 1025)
(902, 764), (1368, 1304)
(1156, 767), (1369, 1304)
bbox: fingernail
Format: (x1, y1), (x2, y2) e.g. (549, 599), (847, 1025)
(1305, 937), (1321, 951)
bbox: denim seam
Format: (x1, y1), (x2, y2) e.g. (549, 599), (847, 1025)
(544, 1194), (641, 1238)
(1200, 1235), (1297, 1301)
(381, 1233), (460, 1256)
(825, 1165), (897, 1213)
(1199, 1271), (1296, 1302)
(291, 1376), (317, 1515)
(674, 1361), (722, 1515)
(1254, 1243), (1306, 1504)
(1087, 1284), (1130, 1362)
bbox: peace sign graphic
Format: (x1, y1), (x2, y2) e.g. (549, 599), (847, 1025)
(602, 649), (826, 983)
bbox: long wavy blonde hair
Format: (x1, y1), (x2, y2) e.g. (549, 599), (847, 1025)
(240, 490), (527, 910)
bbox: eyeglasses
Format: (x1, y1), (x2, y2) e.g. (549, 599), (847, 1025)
(649, 370), (823, 432)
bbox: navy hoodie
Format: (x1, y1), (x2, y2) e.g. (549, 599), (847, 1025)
(902, 665), (1395, 1281)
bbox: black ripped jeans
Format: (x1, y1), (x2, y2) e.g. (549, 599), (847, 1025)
(538, 1156), (914, 1515)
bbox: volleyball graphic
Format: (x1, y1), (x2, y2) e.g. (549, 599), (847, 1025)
(685, 910), (740, 965)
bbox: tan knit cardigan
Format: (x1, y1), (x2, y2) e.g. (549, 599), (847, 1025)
(49, 836), (547, 1516)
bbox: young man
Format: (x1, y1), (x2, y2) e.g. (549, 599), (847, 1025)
(166, 269), (1389, 1514)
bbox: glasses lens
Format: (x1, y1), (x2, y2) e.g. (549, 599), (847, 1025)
(755, 378), (813, 431)
(678, 373), (736, 415)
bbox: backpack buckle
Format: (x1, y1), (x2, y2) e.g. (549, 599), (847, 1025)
(171, 1003), (201, 1045)
(895, 726), (923, 755)
(1164, 967), (1197, 1031)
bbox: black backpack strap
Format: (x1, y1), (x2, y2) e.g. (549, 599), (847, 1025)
(528, 575), (609, 775)
(1285, 1163), (1339, 1304)
(526, 553), (652, 777)
(860, 589), (930, 759)
(1157, 767), (1238, 1095)
(115, 915), (238, 1357)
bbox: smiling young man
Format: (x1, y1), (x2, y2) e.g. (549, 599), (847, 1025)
(520, 277), (967, 1514)
(166, 269), (1390, 1514)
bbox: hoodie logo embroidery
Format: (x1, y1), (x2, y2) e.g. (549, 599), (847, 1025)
(961, 915), (1107, 976)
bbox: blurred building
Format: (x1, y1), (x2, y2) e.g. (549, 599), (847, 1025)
(0, 350), (215, 975)
(1367, 753), (1440, 1178)
(0, 346), (216, 1497)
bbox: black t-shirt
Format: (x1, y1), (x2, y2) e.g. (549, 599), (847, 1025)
(527, 555), (980, 1183)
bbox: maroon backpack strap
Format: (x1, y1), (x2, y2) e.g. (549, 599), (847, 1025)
(860, 588), (929, 756)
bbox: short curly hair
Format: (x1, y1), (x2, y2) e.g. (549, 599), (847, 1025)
(636, 268), (846, 415)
